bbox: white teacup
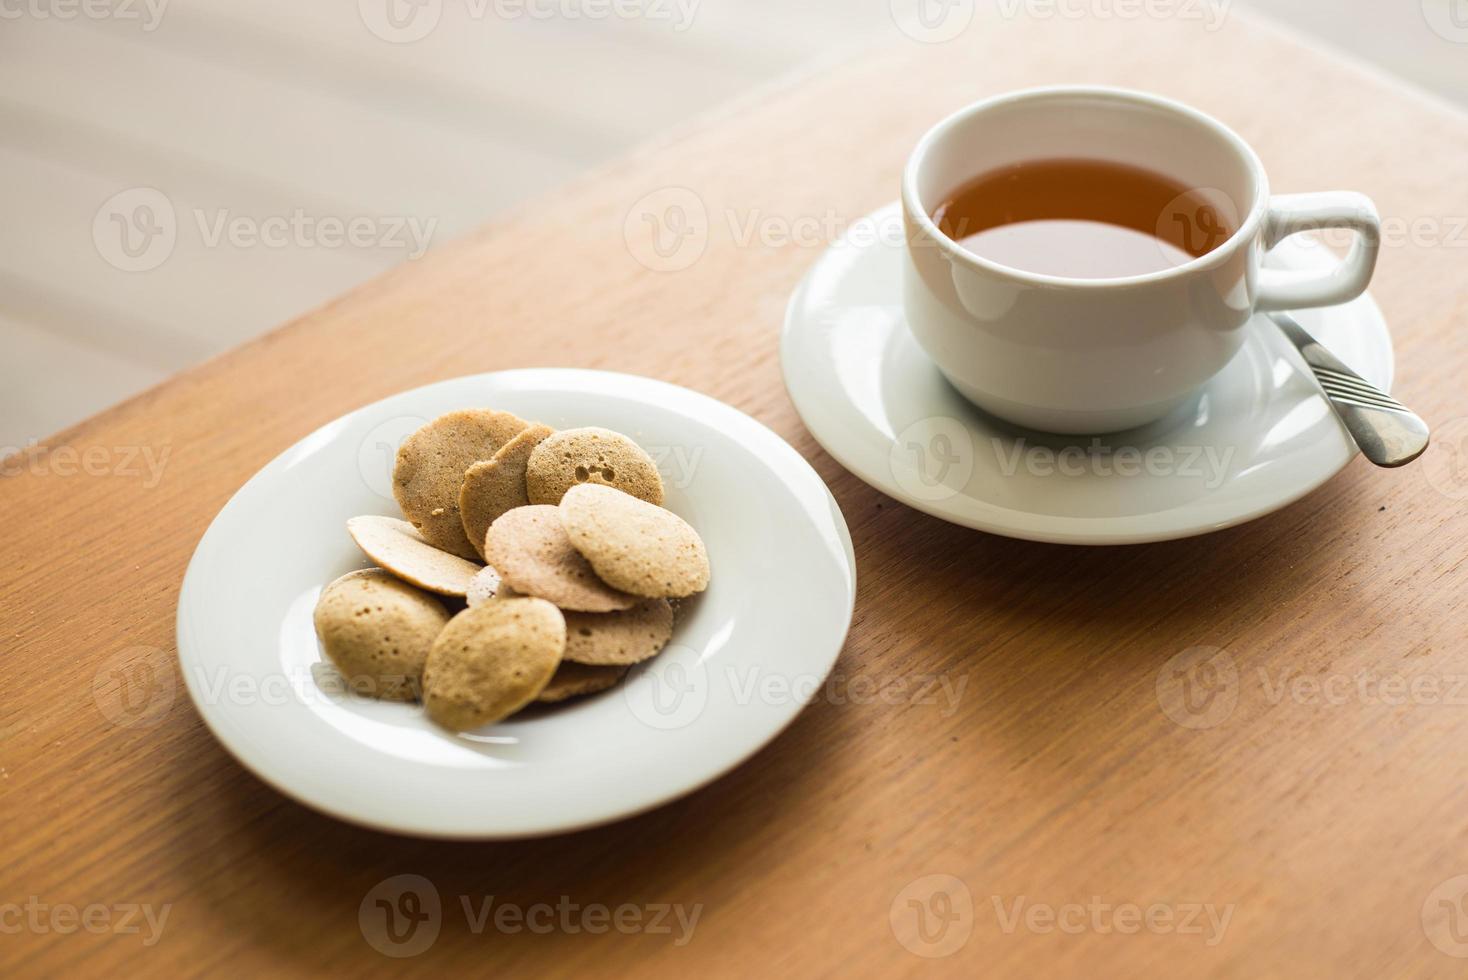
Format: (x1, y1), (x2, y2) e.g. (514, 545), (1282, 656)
(901, 86), (1381, 434)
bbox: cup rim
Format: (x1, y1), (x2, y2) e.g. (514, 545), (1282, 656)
(901, 85), (1270, 289)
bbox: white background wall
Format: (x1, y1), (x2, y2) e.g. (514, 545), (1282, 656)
(2, 0), (1464, 448)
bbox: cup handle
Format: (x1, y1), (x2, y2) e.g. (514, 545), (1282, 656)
(1256, 192), (1381, 312)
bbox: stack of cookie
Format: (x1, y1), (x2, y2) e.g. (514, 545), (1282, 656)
(312, 410), (709, 731)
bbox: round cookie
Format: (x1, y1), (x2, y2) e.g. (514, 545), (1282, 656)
(459, 423), (554, 559)
(347, 515), (481, 596)
(563, 599), (673, 666)
(559, 484), (710, 598)
(536, 662), (628, 703)
(525, 427), (664, 506)
(464, 565), (503, 607)
(313, 568), (450, 702)
(421, 598), (565, 730)
(486, 505), (637, 613)
(392, 409), (528, 559)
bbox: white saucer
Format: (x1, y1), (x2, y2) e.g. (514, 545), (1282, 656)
(177, 370), (855, 838)
(781, 203), (1394, 545)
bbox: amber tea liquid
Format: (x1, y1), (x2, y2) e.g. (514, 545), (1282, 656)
(931, 158), (1235, 279)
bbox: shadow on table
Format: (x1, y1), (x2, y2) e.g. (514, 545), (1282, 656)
(163, 678), (852, 968)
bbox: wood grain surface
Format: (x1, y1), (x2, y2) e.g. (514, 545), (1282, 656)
(4, 8), (1468, 978)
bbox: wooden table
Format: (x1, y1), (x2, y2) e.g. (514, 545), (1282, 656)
(4, 9), (1467, 977)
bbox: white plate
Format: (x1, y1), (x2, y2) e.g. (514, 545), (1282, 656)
(177, 370), (855, 838)
(781, 203), (1395, 545)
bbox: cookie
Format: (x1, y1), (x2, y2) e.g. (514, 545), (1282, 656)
(563, 599), (673, 666)
(464, 565), (503, 607)
(421, 598), (565, 730)
(347, 515), (481, 596)
(459, 423), (554, 559)
(392, 410), (528, 559)
(525, 427), (664, 506)
(559, 484), (710, 598)
(486, 505), (637, 612)
(536, 662), (628, 703)
(313, 568), (450, 702)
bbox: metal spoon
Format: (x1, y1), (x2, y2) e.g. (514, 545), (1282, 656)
(1268, 312), (1429, 467)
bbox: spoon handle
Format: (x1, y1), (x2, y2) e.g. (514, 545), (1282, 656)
(1268, 313), (1429, 468)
